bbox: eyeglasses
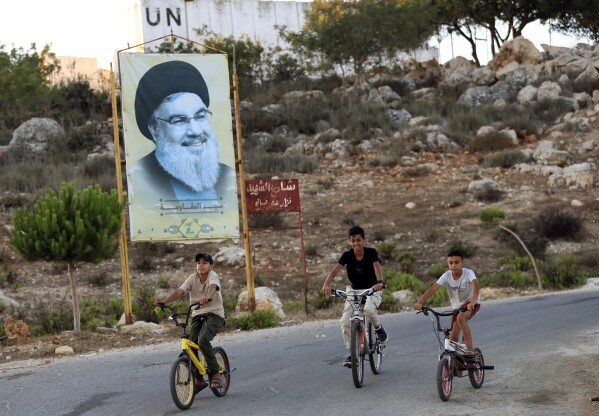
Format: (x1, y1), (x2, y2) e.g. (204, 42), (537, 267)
(157, 110), (212, 127)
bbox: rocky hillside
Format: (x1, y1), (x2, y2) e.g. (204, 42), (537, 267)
(0, 36), (598, 326)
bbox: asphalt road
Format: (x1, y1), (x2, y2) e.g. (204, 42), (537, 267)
(1, 288), (599, 416)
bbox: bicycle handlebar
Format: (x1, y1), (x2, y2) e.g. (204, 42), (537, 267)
(330, 283), (387, 299)
(417, 305), (469, 317)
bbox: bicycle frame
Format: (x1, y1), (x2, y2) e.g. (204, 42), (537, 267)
(332, 288), (375, 355)
(420, 306), (471, 367)
(163, 302), (226, 376)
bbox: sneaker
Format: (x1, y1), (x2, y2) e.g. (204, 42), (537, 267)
(463, 350), (475, 358)
(375, 325), (388, 343)
(343, 355), (352, 368)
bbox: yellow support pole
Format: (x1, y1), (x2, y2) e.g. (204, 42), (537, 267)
(231, 73), (255, 311)
(110, 68), (133, 324)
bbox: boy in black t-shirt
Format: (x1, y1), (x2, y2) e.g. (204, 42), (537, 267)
(323, 225), (388, 367)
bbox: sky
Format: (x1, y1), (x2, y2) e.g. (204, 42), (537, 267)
(0, 0), (593, 70)
(0, 0), (135, 69)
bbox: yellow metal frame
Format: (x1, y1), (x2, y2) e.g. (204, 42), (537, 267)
(110, 33), (257, 318)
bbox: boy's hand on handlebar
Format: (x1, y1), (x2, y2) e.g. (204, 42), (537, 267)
(323, 283), (332, 296)
(414, 302), (423, 311)
(153, 300), (165, 308)
(372, 282), (384, 291)
(199, 296), (211, 306)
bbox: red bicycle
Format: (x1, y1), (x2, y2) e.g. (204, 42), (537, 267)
(418, 305), (494, 401)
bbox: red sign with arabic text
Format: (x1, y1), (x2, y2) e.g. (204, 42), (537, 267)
(246, 179), (300, 213)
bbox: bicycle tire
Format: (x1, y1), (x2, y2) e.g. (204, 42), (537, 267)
(170, 356), (195, 410)
(211, 347), (231, 397)
(367, 321), (383, 374)
(468, 347), (485, 389)
(436, 356), (452, 401)
(350, 320), (365, 388)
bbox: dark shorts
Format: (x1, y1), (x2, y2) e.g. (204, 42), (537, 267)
(453, 301), (480, 322)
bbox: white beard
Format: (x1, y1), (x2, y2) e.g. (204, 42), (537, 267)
(154, 129), (221, 193)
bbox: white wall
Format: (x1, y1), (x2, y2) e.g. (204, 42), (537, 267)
(140, 0), (311, 49)
(139, 0), (438, 63)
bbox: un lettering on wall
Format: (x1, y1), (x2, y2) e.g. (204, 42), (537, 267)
(120, 54), (239, 241)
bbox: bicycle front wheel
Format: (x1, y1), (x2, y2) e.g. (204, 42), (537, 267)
(468, 347), (485, 389)
(367, 321), (383, 374)
(170, 356), (195, 410)
(211, 347), (231, 397)
(436, 356), (452, 401)
(350, 320), (365, 388)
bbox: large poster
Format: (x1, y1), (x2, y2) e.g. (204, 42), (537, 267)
(120, 54), (239, 241)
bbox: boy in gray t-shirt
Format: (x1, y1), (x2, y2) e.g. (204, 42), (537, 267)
(154, 252), (226, 389)
(414, 249), (481, 355)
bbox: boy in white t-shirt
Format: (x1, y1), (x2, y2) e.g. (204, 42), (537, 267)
(155, 252), (226, 390)
(414, 249), (480, 355)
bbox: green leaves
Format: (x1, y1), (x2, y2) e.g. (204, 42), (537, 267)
(281, 0), (438, 81)
(9, 182), (124, 264)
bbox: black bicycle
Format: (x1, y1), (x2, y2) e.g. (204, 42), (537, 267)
(417, 305), (494, 401)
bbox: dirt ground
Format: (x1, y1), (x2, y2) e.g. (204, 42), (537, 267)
(0, 116), (598, 364)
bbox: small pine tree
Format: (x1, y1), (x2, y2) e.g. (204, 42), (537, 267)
(10, 182), (124, 333)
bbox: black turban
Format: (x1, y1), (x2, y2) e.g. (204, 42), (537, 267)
(134, 60), (210, 139)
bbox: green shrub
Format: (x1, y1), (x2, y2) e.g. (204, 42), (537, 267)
(468, 131), (515, 153)
(447, 240), (478, 258)
(132, 284), (159, 323)
(282, 93), (330, 135)
(379, 290), (401, 312)
(395, 251), (416, 273)
(88, 271), (112, 286)
(427, 288), (450, 307)
(480, 207), (505, 225)
(0, 269), (18, 288)
(228, 310), (279, 330)
(484, 270), (535, 288)
(29, 301), (73, 335)
(304, 244), (319, 257)
(541, 255), (587, 289)
(283, 299), (305, 314)
(377, 241), (396, 260)
(0, 193), (30, 209)
(473, 187), (503, 202)
(310, 289), (334, 310)
(428, 262), (447, 279)
(331, 99), (392, 141)
(404, 165), (432, 177)
(482, 149), (529, 168)
(158, 276), (171, 289)
(533, 99), (577, 124)
(246, 152), (318, 174)
(534, 209), (583, 240)
(383, 270), (426, 293)
(501, 255), (533, 272)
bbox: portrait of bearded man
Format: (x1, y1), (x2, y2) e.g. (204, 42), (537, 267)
(130, 60), (236, 202)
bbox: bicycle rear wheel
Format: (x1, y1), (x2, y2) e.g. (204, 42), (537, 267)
(367, 321), (383, 374)
(211, 347), (231, 397)
(468, 347), (485, 388)
(350, 320), (365, 388)
(436, 356), (452, 401)
(170, 356), (195, 410)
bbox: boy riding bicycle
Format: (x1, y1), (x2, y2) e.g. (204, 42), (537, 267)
(154, 252), (226, 390)
(323, 225), (388, 367)
(414, 249), (480, 356)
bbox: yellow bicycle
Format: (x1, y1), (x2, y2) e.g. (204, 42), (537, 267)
(159, 302), (232, 410)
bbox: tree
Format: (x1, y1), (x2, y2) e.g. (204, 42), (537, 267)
(548, 0), (599, 43)
(0, 43), (59, 130)
(151, 26), (265, 82)
(281, 0), (438, 82)
(433, 0), (599, 66)
(10, 182), (124, 333)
